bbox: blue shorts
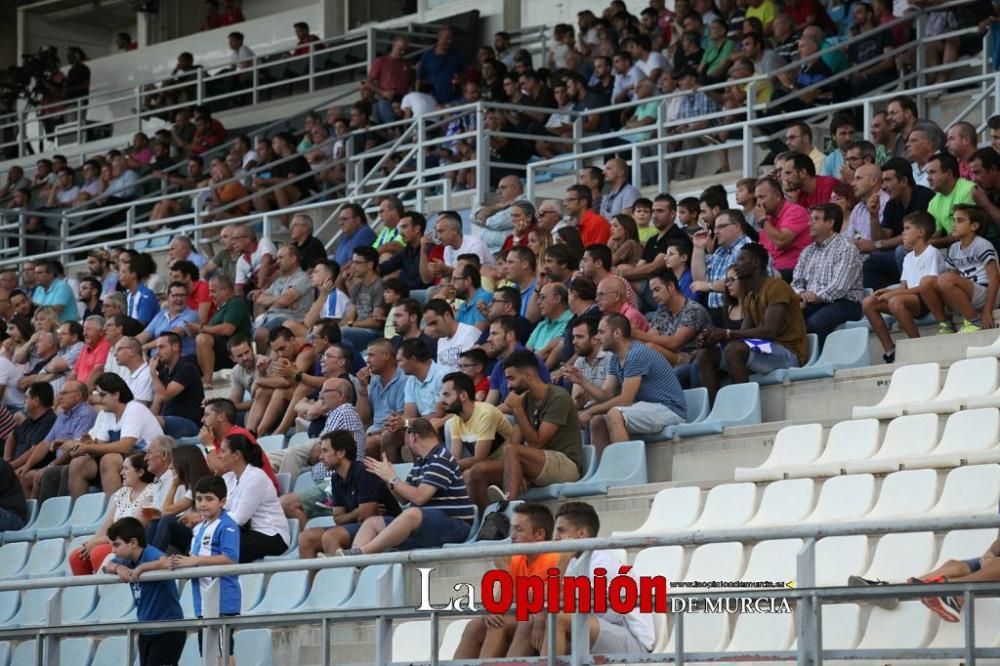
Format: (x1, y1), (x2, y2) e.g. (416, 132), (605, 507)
(721, 340), (800, 375)
(257, 315), (289, 333)
(386, 509), (471, 550)
(964, 558), (982, 573)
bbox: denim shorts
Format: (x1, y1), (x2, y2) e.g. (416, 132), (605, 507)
(388, 508), (471, 549)
(721, 341), (800, 375)
(965, 557), (982, 573)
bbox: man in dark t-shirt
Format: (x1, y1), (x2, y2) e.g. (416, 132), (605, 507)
(0, 459), (28, 531)
(150, 333), (205, 438)
(297, 430), (401, 558)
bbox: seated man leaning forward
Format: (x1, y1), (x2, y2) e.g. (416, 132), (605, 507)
(298, 430), (401, 559)
(486, 349), (583, 504)
(338, 417), (476, 555)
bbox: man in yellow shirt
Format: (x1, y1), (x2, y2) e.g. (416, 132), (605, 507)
(745, 0), (778, 33)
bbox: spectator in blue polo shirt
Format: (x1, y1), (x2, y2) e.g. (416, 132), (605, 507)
(453, 264), (493, 331)
(136, 281), (198, 357)
(416, 26), (465, 104)
(343, 417), (475, 555)
(333, 203), (377, 268)
(361, 338), (406, 457)
(119, 258), (159, 327)
(378, 338), (447, 463)
(485, 315), (550, 407)
(299, 430), (402, 558)
(31, 260), (77, 322)
(567, 313), (687, 458)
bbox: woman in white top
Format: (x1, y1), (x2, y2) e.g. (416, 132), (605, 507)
(68, 372), (164, 499)
(216, 433), (289, 562)
(68, 452), (155, 575)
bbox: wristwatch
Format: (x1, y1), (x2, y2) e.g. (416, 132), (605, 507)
(389, 476), (401, 489)
(294, 372), (303, 383)
(874, 240), (883, 251)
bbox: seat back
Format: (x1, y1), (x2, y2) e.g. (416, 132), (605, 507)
(868, 469), (939, 520)
(93, 583), (137, 622)
(817, 419), (881, 463)
(257, 434), (285, 453)
(815, 535), (871, 588)
(632, 546), (683, 652)
(629, 486), (702, 534)
(590, 440), (647, 486)
(288, 431), (312, 447)
(248, 570), (309, 615)
(726, 612), (795, 651)
(344, 564), (401, 609)
(929, 598), (1000, 648)
(234, 629), (274, 666)
(10, 641), (36, 665)
(804, 333), (820, 366)
(864, 532), (937, 581)
(747, 478), (815, 526)
(741, 539), (803, 586)
(709, 383), (761, 425)
(935, 529), (999, 568)
(877, 362), (942, 406)
(806, 475), (877, 523)
(858, 602), (938, 649)
(684, 542), (746, 583)
(876, 413), (940, 459)
(817, 327), (869, 368)
(300, 568), (355, 611)
(0, 641), (9, 666)
(14, 588), (57, 627)
(762, 423), (825, 469)
(0, 543), (30, 581)
(439, 619), (472, 660)
(931, 464), (1000, 516)
(32, 496), (72, 531)
(92, 636), (129, 665)
(936, 408), (1000, 454)
(683, 387), (710, 424)
(0, 590), (18, 627)
(393, 463), (414, 479)
(695, 483), (758, 529)
(241, 572), (265, 614)
(67, 493), (107, 533)
(579, 444), (597, 481)
(821, 604), (866, 649)
(23, 539), (66, 578)
(392, 621), (432, 662)
(61, 585), (98, 624)
(276, 472), (292, 495)
(59, 637), (95, 666)
(935, 357), (999, 400)
(292, 471), (314, 493)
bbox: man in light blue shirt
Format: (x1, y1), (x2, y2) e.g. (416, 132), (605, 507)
(333, 203), (376, 268)
(137, 282), (198, 357)
(31, 260), (78, 322)
(380, 337), (447, 462)
(364, 339), (406, 450)
(104, 155), (139, 200)
(452, 264), (492, 331)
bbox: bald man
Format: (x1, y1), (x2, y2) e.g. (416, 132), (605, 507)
(595, 276), (650, 334)
(843, 164), (891, 252)
(472, 175), (526, 253)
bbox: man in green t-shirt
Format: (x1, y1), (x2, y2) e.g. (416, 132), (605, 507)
(927, 153), (975, 240)
(487, 349), (582, 504)
(189, 274), (252, 388)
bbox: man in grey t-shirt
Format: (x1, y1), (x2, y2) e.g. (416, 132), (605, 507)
(251, 245), (315, 354)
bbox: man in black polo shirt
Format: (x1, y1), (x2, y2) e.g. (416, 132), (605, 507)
(379, 211), (429, 291)
(297, 430), (400, 558)
(289, 213), (328, 271)
(150, 333), (205, 439)
(3, 382), (57, 472)
(617, 193), (688, 308)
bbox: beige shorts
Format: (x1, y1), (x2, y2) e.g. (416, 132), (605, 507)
(531, 450), (580, 487)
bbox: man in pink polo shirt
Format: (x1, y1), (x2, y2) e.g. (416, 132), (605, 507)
(597, 276), (650, 333)
(755, 177), (811, 281)
(74, 315), (112, 390)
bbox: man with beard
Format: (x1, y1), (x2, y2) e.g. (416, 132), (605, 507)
(441, 372), (512, 509)
(389, 300), (438, 359)
(484, 316), (550, 410)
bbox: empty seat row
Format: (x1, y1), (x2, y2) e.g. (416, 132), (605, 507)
(615, 465), (1000, 536)
(2, 493), (106, 544)
(736, 409), (1000, 481)
(853, 358), (1000, 420)
(0, 629), (273, 666)
(0, 582), (135, 630)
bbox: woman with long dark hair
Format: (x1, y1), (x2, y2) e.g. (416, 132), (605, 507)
(216, 434), (289, 562)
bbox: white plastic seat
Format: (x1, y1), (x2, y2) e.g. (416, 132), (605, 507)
(0, 543), (30, 581)
(745, 479), (815, 527)
(741, 539), (802, 588)
(684, 542), (747, 588)
(234, 629), (274, 666)
(934, 529), (999, 569)
(804, 475), (877, 523)
(928, 598), (1000, 648)
(256, 434), (285, 453)
(392, 620), (432, 662)
(734, 423), (825, 482)
(782, 419), (881, 478)
(967, 333), (1000, 359)
(844, 413), (940, 474)
(857, 601), (938, 649)
(725, 612), (795, 652)
(863, 532), (937, 583)
(245, 570), (310, 615)
(906, 357), (999, 414)
(611, 486), (702, 536)
(691, 483), (758, 530)
(665, 614), (732, 653)
(928, 464), (1000, 517)
(815, 535), (871, 588)
(440, 619), (472, 660)
(818, 604), (867, 650)
(866, 469), (939, 521)
(632, 546), (685, 650)
(297, 568), (355, 611)
(905, 408), (1000, 468)
(852, 362), (941, 419)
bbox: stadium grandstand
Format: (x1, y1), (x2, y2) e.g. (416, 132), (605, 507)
(2, 0), (1000, 663)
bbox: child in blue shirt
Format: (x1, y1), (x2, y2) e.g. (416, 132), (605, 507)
(170, 475), (241, 662)
(104, 517), (186, 666)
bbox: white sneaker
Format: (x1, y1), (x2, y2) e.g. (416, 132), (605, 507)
(487, 485), (509, 504)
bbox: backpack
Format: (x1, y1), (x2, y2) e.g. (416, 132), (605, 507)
(476, 501), (511, 541)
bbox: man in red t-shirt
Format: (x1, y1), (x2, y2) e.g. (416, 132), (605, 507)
(366, 36), (414, 124)
(453, 503), (561, 659)
(781, 152), (838, 209)
(200, 397), (280, 493)
(565, 184), (611, 246)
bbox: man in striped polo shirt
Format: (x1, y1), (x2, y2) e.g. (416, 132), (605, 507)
(342, 417), (476, 554)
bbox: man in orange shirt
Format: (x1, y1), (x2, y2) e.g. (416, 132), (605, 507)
(453, 503), (559, 659)
(564, 184), (610, 247)
(74, 316), (112, 390)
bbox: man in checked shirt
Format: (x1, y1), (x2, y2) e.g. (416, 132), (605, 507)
(790, 203), (864, 345)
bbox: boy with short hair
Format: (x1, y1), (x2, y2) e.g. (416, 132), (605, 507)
(664, 237), (695, 299)
(920, 204), (1000, 334)
(170, 475), (241, 664)
(103, 517), (186, 666)
(632, 198), (656, 243)
(677, 197), (701, 235)
(862, 211), (946, 363)
(736, 177), (759, 232)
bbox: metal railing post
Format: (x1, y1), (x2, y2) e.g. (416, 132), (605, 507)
(18, 213), (26, 257)
(657, 101), (667, 193)
(308, 42), (316, 93)
(367, 26), (376, 69)
(76, 99), (83, 145)
(44, 590), (62, 666)
(631, 143), (642, 188)
(995, 72), (1000, 117)
(196, 67), (205, 106)
(796, 538), (818, 666)
(126, 206), (135, 243)
(572, 116), (583, 172)
(443, 177), (452, 210)
(193, 197), (203, 247)
(17, 112), (25, 158)
(59, 212), (68, 257)
(474, 101), (488, 209)
(863, 99), (873, 141)
(964, 590), (976, 665)
(252, 57), (259, 106)
(915, 13), (928, 111)
(416, 114), (426, 212)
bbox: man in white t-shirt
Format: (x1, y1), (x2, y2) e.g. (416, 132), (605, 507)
(436, 211), (496, 268)
(233, 225), (277, 295)
(401, 83), (440, 119)
(111, 337), (154, 405)
(508, 501), (655, 658)
(0, 354), (25, 411)
(423, 299), (480, 372)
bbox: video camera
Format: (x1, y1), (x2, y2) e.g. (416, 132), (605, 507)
(0, 46), (60, 109)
